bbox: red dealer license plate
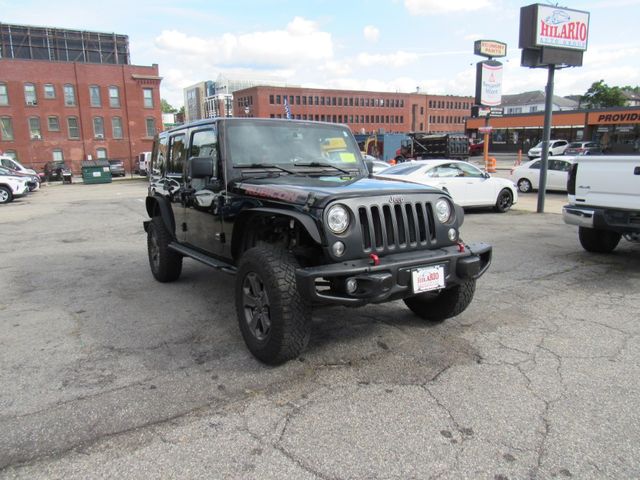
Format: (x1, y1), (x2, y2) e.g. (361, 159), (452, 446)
(411, 265), (445, 294)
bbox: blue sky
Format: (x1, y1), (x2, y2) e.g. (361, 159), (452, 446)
(3, 0), (640, 107)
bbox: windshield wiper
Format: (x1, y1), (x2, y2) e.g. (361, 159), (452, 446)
(293, 162), (353, 175)
(234, 163), (296, 174)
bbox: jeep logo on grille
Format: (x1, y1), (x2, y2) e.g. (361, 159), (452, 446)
(389, 195), (405, 204)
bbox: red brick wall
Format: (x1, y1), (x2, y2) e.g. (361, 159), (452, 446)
(0, 58), (162, 173)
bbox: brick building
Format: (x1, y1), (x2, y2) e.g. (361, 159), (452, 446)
(231, 86), (473, 135)
(0, 23), (162, 173)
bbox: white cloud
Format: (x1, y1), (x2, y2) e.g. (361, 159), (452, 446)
(404, 0), (492, 15)
(154, 16), (333, 67)
(363, 25), (380, 43)
(356, 51), (419, 68)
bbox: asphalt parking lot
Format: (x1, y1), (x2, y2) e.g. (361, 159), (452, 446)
(1, 179), (639, 479)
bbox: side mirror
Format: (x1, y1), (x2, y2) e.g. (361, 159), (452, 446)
(484, 172), (491, 179)
(188, 156), (216, 179)
(365, 158), (375, 176)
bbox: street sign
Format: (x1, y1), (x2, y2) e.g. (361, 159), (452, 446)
(478, 126), (493, 134)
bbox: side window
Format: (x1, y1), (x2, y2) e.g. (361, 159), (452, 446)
(167, 133), (186, 178)
(456, 162), (483, 178)
(151, 134), (168, 177)
(530, 161), (541, 169)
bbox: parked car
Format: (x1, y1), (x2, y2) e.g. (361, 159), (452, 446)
(510, 156), (575, 193)
(0, 166), (40, 191)
(376, 159), (517, 212)
(43, 161), (72, 181)
(0, 169), (30, 204)
(469, 140), (484, 156)
(527, 139), (569, 159)
(0, 155), (38, 176)
(108, 159), (126, 177)
(362, 155), (391, 174)
(564, 141), (602, 156)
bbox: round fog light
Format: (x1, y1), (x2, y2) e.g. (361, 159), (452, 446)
(448, 228), (458, 241)
(332, 241), (345, 257)
(346, 278), (358, 294)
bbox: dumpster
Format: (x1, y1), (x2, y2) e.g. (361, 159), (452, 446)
(81, 160), (112, 184)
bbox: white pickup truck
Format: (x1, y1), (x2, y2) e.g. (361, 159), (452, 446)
(563, 155), (640, 253)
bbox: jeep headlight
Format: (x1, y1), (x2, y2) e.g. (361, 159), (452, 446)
(435, 198), (452, 223)
(327, 204), (349, 234)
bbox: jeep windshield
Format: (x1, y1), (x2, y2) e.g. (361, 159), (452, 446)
(225, 120), (366, 176)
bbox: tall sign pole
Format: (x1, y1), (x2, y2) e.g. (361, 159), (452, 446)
(472, 40), (507, 171)
(519, 4), (590, 213)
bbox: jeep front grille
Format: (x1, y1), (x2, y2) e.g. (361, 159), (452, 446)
(358, 201), (435, 253)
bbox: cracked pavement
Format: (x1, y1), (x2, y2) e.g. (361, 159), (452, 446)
(1, 181), (639, 479)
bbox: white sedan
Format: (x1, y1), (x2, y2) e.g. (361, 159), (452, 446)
(510, 156), (575, 193)
(376, 159), (518, 213)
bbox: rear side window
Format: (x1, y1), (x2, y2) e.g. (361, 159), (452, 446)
(167, 133), (187, 177)
(151, 134), (168, 177)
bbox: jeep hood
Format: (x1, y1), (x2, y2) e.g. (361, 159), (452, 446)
(230, 175), (445, 208)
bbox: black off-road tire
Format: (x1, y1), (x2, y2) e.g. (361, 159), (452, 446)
(578, 227), (621, 253)
(0, 186), (13, 204)
(403, 279), (476, 322)
(147, 216), (182, 282)
(494, 188), (513, 213)
(236, 245), (311, 365)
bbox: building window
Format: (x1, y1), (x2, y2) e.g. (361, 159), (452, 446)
(48, 116), (60, 131)
(530, 106), (538, 112)
(44, 84), (56, 99)
(0, 83), (9, 105)
(302, 96), (307, 106)
(112, 117), (123, 139)
(64, 83), (76, 107)
(52, 149), (64, 161)
(4, 150), (18, 161)
(93, 117), (105, 138)
(1, 117), (14, 141)
(64, 84), (76, 106)
(276, 95), (281, 104)
(67, 117), (80, 139)
(269, 94), (274, 104)
(96, 148), (107, 159)
(146, 117), (156, 137)
(109, 86), (121, 107)
(143, 88), (153, 108)
(295, 96), (300, 105)
(24, 83), (37, 105)
(29, 117), (42, 139)
(89, 85), (101, 107)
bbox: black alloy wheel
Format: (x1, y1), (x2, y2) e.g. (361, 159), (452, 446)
(241, 272), (272, 342)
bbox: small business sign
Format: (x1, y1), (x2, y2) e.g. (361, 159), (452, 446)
(475, 60), (503, 107)
(490, 107), (504, 117)
(474, 40), (507, 58)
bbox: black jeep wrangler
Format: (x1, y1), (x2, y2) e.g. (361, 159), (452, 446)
(144, 118), (492, 364)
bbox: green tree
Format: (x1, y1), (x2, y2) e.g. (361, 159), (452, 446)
(161, 98), (177, 113)
(581, 80), (626, 108)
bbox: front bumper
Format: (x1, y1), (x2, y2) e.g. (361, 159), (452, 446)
(296, 242), (492, 306)
(563, 204), (640, 235)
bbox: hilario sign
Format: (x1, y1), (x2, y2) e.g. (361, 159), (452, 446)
(475, 60), (503, 107)
(533, 5), (590, 50)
